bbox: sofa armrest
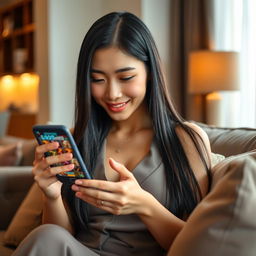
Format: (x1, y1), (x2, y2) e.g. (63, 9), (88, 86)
(0, 136), (36, 166)
(0, 166), (33, 230)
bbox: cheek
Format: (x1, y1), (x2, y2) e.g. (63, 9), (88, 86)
(91, 85), (104, 100)
(125, 79), (147, 98)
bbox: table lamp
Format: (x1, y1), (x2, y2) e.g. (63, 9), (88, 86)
(188, 50), (240, 126)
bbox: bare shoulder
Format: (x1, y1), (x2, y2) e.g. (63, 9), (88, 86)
(188, 122), (210, 144)
(175, 122), (211, 155)
(175, 122), (212, 196)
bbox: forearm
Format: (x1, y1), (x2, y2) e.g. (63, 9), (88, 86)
(42, 194), (74, 234)
(138, 192), (185, 250)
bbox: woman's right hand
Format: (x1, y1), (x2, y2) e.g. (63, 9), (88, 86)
(32, 142), (74, 200)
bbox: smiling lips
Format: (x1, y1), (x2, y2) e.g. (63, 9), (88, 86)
(107, 100), (130, 112)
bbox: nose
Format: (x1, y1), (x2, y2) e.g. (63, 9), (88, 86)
(106, 79), (122, 100)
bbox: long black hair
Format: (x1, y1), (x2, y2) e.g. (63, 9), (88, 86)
(67, 12), (211, 227)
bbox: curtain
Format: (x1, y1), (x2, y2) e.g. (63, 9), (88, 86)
(238, 0), (256, 128)
(208, 0), (256, 128)
(169, 0), (214, 121)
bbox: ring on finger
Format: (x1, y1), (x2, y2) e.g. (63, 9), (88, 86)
(97, 199), (104, 206)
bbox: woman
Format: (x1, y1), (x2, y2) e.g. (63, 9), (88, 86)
(13, 12), (212, 256)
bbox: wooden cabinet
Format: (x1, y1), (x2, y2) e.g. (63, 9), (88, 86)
(0, 0), (37, 139)
(0, 0), (35, 75)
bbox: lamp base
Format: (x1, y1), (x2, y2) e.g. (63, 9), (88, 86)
(206, 92), (223, 126)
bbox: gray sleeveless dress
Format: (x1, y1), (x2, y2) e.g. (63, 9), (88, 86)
(13, 139), (168, 256)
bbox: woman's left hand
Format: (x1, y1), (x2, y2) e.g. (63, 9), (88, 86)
(71, 158), (151, 215)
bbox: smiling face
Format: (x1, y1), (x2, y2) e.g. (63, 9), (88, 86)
(90, 47), (148, 122)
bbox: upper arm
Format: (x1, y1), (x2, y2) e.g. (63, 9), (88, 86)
(175, 122), (212, 197)
(185, 122), (212, 161)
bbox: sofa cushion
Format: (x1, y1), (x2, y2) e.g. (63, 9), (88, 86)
(0, 166), (34, 230)
(198, 122), (256, 157)
(168, 150), (256, 256)
(3, 183), (43, 247)
(211, 152), (225, 167)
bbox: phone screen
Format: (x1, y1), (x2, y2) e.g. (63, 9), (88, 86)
(34, 130), (86, 179)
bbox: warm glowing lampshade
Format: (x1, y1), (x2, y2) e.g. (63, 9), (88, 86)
(188, 50), (240, 94)
(188, 50), (240, 126)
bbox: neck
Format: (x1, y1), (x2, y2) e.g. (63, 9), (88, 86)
(111, 102), (152, 135)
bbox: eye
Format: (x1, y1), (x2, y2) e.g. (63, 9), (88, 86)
(120, 75), (136, 81)
(91, 77), (105, 83)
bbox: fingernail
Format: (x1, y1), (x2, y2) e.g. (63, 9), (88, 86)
(110, 158), (120, 165)
(75, 179), (82, 185)
(54, 142), (59, 147)
(75, 192), (82, 198)
(71, 184), (79, 191)
(67, 153), (73, 159)
(110, 157), (116, 163)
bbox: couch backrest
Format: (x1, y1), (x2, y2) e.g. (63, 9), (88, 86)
(198, 123), (256, 157)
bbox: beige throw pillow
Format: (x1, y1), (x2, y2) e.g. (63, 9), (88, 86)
(211, 152), (225, 167)
(3, 182), (43, 247)
(168, 151), (256, 256)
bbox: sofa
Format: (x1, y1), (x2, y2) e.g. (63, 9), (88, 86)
(0, 137), (36, 256)
(0, 123), (255, 256)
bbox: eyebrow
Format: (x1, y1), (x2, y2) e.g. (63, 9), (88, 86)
(91, 67), (136, 74)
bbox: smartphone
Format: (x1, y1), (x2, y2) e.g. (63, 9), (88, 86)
(32, 124), (92, 183)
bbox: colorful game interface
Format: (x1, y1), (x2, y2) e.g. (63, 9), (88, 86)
(36, 131), (86, 178)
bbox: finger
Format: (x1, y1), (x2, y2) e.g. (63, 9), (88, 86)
(32, 162), (48, 176)
(75, 192), (103, 206)
(74, 178), (119, 192)
(35, 152), (73, 172)
(34, 175), (58, 187)
(42, 163), (75, 178)
(45, 152), (73, 166)
(109, 158), (134, 180)
(33, 158), (74, 177)
(72, 184), (112, 199)
(34, 142), (59, 161)
(33, 153), (52, 170)
(33, 152), (72, 172)
(75, 192), (120, 213)
(72, 182), (125, 206)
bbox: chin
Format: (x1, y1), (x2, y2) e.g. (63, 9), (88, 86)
(109, 115), (130, 122)
(107, 111), (132, 121)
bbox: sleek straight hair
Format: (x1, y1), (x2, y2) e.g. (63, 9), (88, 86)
(64, 12), (211, 229)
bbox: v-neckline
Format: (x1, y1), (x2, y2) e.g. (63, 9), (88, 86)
(92, 138), (162, 184)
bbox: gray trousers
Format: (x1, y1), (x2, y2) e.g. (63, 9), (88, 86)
(12, 224), (99, 256)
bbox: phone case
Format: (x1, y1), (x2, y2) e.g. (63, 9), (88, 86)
(32, 125), (92, 183)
